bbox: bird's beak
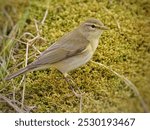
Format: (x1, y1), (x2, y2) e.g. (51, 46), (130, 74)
(99, 25), (109, 30)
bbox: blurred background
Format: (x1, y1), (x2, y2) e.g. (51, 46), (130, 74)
(0, 0), (150, 112)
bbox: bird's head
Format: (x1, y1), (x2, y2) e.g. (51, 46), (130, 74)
(78, 18), (108, 40)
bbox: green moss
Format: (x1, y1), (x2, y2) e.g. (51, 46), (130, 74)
(0, 0), (150, 112)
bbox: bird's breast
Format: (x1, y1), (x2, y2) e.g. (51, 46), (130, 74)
(90, 39), (99, 53)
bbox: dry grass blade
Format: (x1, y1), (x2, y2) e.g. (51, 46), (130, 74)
(21, 75), (26, 110)
(91, 60), (149, 112)
(0, 24), (18, 57)
(0, 9), (29, 112)
(79, 94), (83, 113)
(17, 9), (48, 111)
(2, 8), (14, 27)
(21, 41), (29, 110)
(0, 8), (29, 79)
(12, 80), (16, 102)
(41, 8), (48, 25)
(0, 93), (26, 113)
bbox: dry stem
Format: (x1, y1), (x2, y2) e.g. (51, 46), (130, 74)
(91, 60), (149, 112)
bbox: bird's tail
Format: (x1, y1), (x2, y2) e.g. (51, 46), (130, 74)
(5, 67), (30, 80)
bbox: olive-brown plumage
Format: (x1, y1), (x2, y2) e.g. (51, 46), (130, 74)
(5, 18), (108, 80)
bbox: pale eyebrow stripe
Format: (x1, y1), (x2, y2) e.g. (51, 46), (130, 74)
(85, 23), (100, 28)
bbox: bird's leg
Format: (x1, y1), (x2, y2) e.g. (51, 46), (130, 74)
(63, 73), (84, 113)
(63, 73), (83, 97)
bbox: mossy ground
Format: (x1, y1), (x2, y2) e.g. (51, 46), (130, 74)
(0, 0), (150, 112)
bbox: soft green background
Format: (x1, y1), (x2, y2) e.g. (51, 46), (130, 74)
(0, 0), (150, 112)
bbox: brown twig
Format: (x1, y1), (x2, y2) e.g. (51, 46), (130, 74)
(3, 9), (48, 113)
(0, 93), (25, 112)
(19, 9), (48, 111)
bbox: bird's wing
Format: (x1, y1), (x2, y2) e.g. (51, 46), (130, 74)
(28, 33), (89, 68)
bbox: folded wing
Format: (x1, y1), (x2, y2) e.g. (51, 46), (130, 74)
(28, 31), (89, 68)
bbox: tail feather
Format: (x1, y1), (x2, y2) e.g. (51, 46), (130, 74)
(5, 67), (29, 80)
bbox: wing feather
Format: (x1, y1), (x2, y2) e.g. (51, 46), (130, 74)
(28, 30), (89, 68)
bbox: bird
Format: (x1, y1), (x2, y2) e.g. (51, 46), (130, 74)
(5, 18), (108, 82)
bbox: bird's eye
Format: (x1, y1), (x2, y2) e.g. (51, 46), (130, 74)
(91, 25), (96, 28)
(87, 24), (97, 31)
